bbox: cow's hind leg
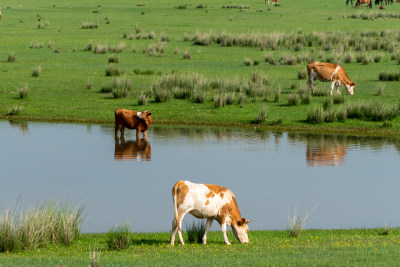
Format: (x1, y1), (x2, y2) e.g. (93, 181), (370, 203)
(202, 218), (213, 244)
(170, 219), (178, 246)
(330, 81), (335, 96)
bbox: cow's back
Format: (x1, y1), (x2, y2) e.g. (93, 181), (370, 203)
(308, 61), (338, 81)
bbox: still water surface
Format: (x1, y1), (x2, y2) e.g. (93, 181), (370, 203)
(1, 120), (399, 233)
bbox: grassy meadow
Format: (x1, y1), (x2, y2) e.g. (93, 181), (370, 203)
(1, 229), (400, 266)
(1, 0), (400, 135)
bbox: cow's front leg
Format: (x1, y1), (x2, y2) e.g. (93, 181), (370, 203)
(136, 128), (141, 140)
(307, 79), (314, 94)
(143, 130), (148, 140)
(202, 218), (213, 244)
(330, 81), (335, 96)
(221, 221), (231, 245)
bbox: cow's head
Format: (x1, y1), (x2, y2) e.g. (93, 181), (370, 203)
(345, 82), (356, 95)
(141, 110), (152, 126)
(232, 218), (253, 243)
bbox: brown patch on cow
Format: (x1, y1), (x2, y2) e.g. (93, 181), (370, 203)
(205, 184), (227, 195)
(219, 192), (224, 198)
(218, 203), (232, 224)
(205, 200), (210, 206)
(174, 181), (189, 209)
(206, 191), (215, 198)
(228, 197), (243, 226)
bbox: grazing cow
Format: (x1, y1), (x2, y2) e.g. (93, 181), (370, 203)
(114, 109), (152, 140)
(0, 7), (2, 20)
(355, 0), (372, 8)
(307, 61), (356, 96)
(170, 181), (252, 246)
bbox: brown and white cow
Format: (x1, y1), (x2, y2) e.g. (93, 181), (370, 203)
(170, 181), (252, 246)
(114, 109), (152, 140)
(355, 0), (371, 8)
(307, 61), (356, 96)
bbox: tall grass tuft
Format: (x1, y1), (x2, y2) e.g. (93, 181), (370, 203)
(82, 20), (99, 29)
(255, 107), (269, 124)
(32, 65), (42, 77)
(332, 93), (345, 104)
(287, 93), (300, 106)
(274, 87), (281, 103)
(89, 245), (101, 267)
(111, 77), (132, 99)
(378, 71), (400, 82)
(346, 102), (399, 121)
(0, 200), (85, 252)
(377, 83), (385, 96)
(105, 64), (122, 76)
(138, 91), (150, 106)
(297, 69), (307, 80)
(186, 221), (206, 244)
(108, 54), (119, 63)
(288, 205), (317, 237)
(106, 223), (131, 250)
(323, 98), (333, 111)
(7, 104), (23, 116)
(7, 53), (16, 62)
(307, 106), (325, 124)
(19, 83), (29, 99)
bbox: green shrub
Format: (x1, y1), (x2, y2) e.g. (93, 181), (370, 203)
(255, 107), (269, 124)
(32, 66), (42, 77)
(7, 53), (16, 62)
(106, 223), (131, 250)
(105, 64), (122, 76)
(186, 221), (206, 244)
(307, 107), (325, 124)
(288, 93), (300, 106)
(19, 83), (29, 99)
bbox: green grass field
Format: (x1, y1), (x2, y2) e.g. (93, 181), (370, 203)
(1, 229), (399, 266)
(1, 0), (400, 135)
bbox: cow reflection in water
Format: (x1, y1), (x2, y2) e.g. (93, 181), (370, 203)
(114, 138), (151, 161)
(306, 144), (347, 167)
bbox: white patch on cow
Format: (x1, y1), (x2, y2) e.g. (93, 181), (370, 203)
(136, 112), (142, 119)
(330, 65), (341, 81)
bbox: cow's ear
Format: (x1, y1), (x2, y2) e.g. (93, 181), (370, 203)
(147, 112), (152, 116)
(351, 82), (356, 86)
(245, 218), (253, 224)
(237, 220), (243, 226)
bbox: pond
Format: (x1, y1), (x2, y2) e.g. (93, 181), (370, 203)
(1, 120), (399, 233)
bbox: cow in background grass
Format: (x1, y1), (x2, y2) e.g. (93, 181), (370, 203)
(307, 61), (356, 96)
(0, 7), (3, 20)
(355, 0), (372, 8)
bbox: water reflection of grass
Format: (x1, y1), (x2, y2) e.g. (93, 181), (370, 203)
(1, 229), (399, 265)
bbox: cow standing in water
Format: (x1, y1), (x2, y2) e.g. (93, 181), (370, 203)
(170, 181), (252, 246)
(307, 61), (356, 95)
(114, 109), (152, 140)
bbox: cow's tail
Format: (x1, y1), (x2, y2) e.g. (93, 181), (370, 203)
(172, 182), (180, 230)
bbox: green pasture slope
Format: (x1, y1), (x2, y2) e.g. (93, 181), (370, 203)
(0, 0), (400, 136)
(1, 229), (400, 266)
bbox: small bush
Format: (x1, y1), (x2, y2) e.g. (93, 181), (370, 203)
(332, 94), (345, 104)
(19, 83), (29, 99)
(7, 53), (16, 62)
(82, 20), (99, 29)
(244, 58), (253, 66)
(183, 50), (191, 59)
(112, 77), (132, 99)
(288, 93), (300, 106)
(137, 91), (150, 106)
(105, 64), (122, 76)
(255, 107), (269, 124)
(106, 223), (131, 250)
(307, 107), (325, 124)
(300, 92), (312, 105)
(377, 83), (385, 96)
(191, 90), (206, 104)
(32, 66), (42, 77)
(108, 54), (119, 63)
(378, 71), (400, 81)
(7, 104), (23, 116)
(297, 69), (307, 80)
(323, 98), (333, 111)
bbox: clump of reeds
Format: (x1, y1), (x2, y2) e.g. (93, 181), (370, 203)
(32, 65), (42, 77)
(0, 200), (85, 252)
(159, 32), (169, 42)
(311, 88), (329, 97)
(346, 102), (399, 121)
(336, 108), (348, 122)
(323, 98), (333, 111)
(332, 93), (345, 104)
(214, 93), (226, 108)
(299, 91), (312, 105)
(89, 245), (101, 267)
(137, 91), (150, 105)
(111, 77), (132, 98)
(244, 58), (253, 66)
(108, 54), (119, 63)
(378, 71), (400, 81)
(105, 64), (122, 76)
(238, 93), (246, 108)
(191, 90), (206, 104)
(287, 93), (300, 106)
(7, 53), (16, 62)
(186, 221), (206, 244)
(288, 205), (317, 237)
(377, 83), (385, 96)
(82, 20), (99, 29)
(274, 87), (281, 103)
(297, 69), (307, 80)
(152, 83), (170, 103)
(183, 49), (191, 59)
(29, 42), (44, 49)
(255, 107), (269, 124)
(87, 79), (92, 89)
(307, 106), (325, 124)
(106, 223), (131, 250)
(19, 83), (29, 99)
(145, 42), (166, 57)
(94, 44), (108, 54)
(7, 104), (23, 116)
